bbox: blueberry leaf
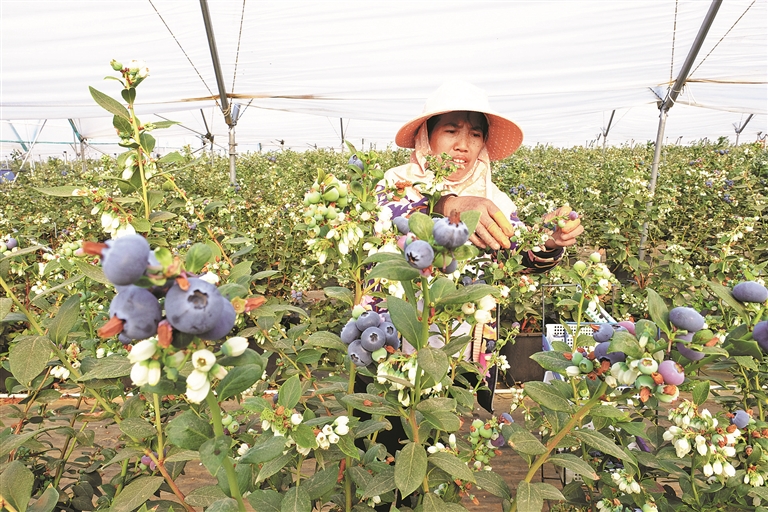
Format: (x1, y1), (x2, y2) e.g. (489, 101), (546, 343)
(185, 243), (213, 274)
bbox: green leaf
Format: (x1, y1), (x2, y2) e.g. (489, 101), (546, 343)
(523, 382), (573, 413)
(33, 186), (82, 197)
(278, 374), (302, 409)
(305, 331), (347, 352)
(459, 210), (481, 235)
(0, 460), (34, 512)
(572, 429), (630, 461)
(474, 470), (512, 500)
(139, 132), (156, 154)
(530, 351), (573, 373)
(367, 259), (421, 282)
(206, 498), (239, 512)
(166, 410), (214, 450)
(408, 211), (434, 241)
(0, 297), (12, 321)
(340, 393), (400, 416)
(199, 436), (230, 477)
(422, 493), (468, 512)
(131, 217), (151, 233)
(247, 490), (282, 512)
(240, 435), (288, 464)
(148, 211), (176, 223)
(532, 482), (565, 501)
(416, 397), (460, 431)
(502, 423), (547, 455)
(335, 429), (361, 459)
(417, 346), (449, 383)
(280, 486), (311, 512)
(27, 484), (59, 512)
(108, 476), (164, 512)
(0, 426), (70, 459)
(436, 283), (498, 306)
(78, 355), (132, 380)
(645, 288), (670, 335)
(428, 451), (475, 483)
(394, 442), (427, 497)
(707, 280), (748, 318)
(119, 417), (157, 441)
(590, 405), (629, 420)
(185, 243), (213, 273)
(361, 466), (396, 499)
(386, 295), (422, 348)
(186, 486), (228, 508)
(691, 380), (710, 407)
(548, 453), (598, 480)
(217, 364), (262, 400)
(256, 451), (295, 483)
(47, 294), (81, 345)
(608, 330), (644, 359)
(75, 259), (110, 285)
(121, 87), (136, 105)
(302, 464), (339, 500)
(113, 114), (132, 133)
(516, 481), (543, 512)
(9, 335), (55, 386)
(323, 286), (353, 307)
(89, 86), (130, 120)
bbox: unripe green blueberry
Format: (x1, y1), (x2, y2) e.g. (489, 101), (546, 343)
(589, 252), (601, 263)
(573, 261), (586, 272)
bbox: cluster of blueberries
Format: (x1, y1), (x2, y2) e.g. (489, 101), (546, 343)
(341, 310), (400, 367)
(88, 234), (235, 344)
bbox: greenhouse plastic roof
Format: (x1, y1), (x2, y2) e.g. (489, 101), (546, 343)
(1, 0), (766, 159)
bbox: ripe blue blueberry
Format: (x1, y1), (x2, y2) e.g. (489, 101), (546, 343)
(6, 238), (17, 249)
(752, 320), (768, 351)
(340, 319), (362, 345)
(360, 326), (386, 352)
(165, 278), (225, 335)
(432, 212), (469, 249)
(355, 310), (380, 332)
(592, 324), (614, 343)
(731, 281), (768, 304)
(404, 240), (434, 269)
(393, 216), (410, 235)
(669, 307), (705, 332)
(731, 409), (750, 429)
(347, 340), (373, 367)
(348, 155), (364, 171)
(101, 234), (151, 286)
(379, 321), (400, 349)
(199, 298), (236, 341)
(108, 285), (162, 343)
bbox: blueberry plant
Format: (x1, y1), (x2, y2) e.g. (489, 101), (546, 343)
(1, 61), (767, 512)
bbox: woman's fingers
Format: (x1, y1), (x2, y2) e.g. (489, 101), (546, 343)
(491, 210), (515, 237)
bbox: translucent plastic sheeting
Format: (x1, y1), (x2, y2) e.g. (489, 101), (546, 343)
(1, 1), (765, 158)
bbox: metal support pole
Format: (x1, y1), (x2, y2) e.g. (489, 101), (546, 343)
(602, 110), (616, 152)
(638, 0), (722, 262)
(199, 0), (237, 185)
(734, 114), (754, 146)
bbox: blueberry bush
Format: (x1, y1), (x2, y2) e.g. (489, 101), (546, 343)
(0, 62), (767, 512)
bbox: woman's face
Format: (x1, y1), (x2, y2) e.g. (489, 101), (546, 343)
(428, 111), (486, 179)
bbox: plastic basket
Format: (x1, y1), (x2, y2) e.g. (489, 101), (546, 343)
(544, 323), (598, 349)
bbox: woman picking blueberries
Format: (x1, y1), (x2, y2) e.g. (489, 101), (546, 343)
(382, 80), (583, 270)
(356, 83), (585, 510)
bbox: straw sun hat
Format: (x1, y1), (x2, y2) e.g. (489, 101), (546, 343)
(395, 81), (524, 161)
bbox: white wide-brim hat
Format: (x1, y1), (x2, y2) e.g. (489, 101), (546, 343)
(395, 81), (524, 161)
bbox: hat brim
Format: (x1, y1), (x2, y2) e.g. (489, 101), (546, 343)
(395, 110), (524, 161)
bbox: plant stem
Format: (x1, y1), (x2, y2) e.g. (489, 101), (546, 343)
(128, 104), (150, 220)
(0, 274), (44, 334)
(206, 392), (247, 512)
(145, 448), (195, 512)
(345, 363), (356, 512)
(153, 393), (164, 457)
(510, 381), (609, 512)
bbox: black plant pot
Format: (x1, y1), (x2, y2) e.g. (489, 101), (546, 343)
(500, 333), (546, 385)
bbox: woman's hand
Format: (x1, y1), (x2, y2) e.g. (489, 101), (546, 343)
(542, 205), (583, 249)
(436, 195), (514, 250)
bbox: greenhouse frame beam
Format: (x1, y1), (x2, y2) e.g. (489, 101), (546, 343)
(68, 119), (88, 173)
(734, 113), (754, 145)
(199, 0), (236, 185)
(7, 122), (29, 152)
(639, 0), (722, 262)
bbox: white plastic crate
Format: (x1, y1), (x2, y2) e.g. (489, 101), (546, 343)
(544, 323), (599, 348)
